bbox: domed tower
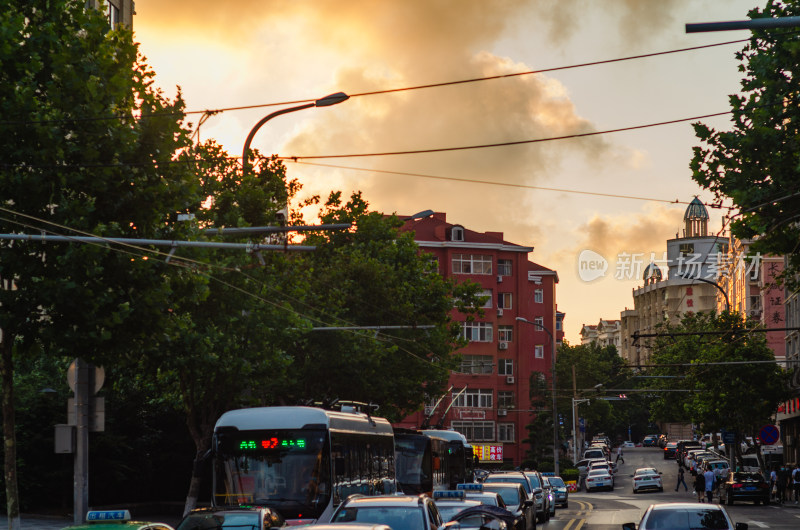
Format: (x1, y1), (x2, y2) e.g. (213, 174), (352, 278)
(643, 263), (663, 285)
(684, 196), (709, 237)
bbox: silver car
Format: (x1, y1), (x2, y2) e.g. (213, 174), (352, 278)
(622, 502), (748, 530)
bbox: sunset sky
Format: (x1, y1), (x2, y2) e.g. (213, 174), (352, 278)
(133, 0), (759, 343)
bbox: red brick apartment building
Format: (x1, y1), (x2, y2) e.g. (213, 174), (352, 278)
(393, 212), (562, 468)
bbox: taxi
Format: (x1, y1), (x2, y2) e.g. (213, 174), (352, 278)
(432, 490), (484, 524)
(434, 490), (510, 530)
(63, 510), (174, 530)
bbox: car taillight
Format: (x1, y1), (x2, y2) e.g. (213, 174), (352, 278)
(732, 484), (743, 489)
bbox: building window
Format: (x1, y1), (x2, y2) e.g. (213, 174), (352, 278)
(498, 423), (515, 443)
(498, 358), (514, 376)
(451, 226), (465, 241)
(535, 345), (544, 359)
(462, 322), (493, 342)
(458, 355), (493, 374)
(453, 389), (493, 408)
(534, 289), (543, 304)
(497, 391), (514, 409)
(555, 320), (562, 331)
(498, 259), (512, 276)
(498, 293), (513, 309)
(427, 256), (439, 273)
(534, 316), (544, 329)
(451, 421), (495, 442)
(452, 254), (493, 275)
(479, 289), (493, 308)
(498, 326), (513, 342)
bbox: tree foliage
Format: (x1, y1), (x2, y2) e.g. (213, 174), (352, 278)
(691, 0), (800, 287)
(647, 311), (790, 439)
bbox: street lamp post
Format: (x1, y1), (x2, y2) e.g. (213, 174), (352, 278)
(571, 398), (590, 463)
(241, 91), (349, 174)
(516, 316), (559, 475)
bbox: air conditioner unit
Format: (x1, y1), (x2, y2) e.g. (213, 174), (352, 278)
(497, 275), (503, 283)
(499, 341), (509, 350)
(497, 409), (508, 417)
(506, 376), (515, 384)
(497, 308), (504, 317)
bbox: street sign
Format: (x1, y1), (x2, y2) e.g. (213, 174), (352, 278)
(67, 359), (105, 395)
(759, 424), (780, 445)
(721, 429), (735, 444)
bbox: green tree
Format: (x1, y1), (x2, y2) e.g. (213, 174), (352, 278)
(292, 191), (482, 421)
(647, 311), (790, 454)
(0, 1), (199, 523)
(554, 342), (633, 444)
(691, 1), (800, 287)
(521, 372), (555, 470)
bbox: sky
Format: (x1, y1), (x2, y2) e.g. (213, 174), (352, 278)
(133, 0), (761, 344)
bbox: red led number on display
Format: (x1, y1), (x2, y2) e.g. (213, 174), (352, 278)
(261, 438), (279, 449)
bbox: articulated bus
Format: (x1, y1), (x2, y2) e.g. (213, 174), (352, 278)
(394, 430), (450, 495)
(421, 429), (476, 486)
(212, 406), (396, 525)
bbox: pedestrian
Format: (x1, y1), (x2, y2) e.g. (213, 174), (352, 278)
(693, 469), (706, 502)
(778, 465), (790, 503)
(793, 464), (800, 504)
(703, 466), (715, 503)
(675, 465), (688, 492)
(769, 467), (778, 502)
(616, 445), (624, 464)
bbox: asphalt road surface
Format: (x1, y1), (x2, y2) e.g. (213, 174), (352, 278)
(542, 446), (800, 530)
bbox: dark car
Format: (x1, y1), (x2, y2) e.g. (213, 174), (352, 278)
(486, 471), (544, 524)
(481, 483), (535, 530)
(642, 435), (658, 447)
(176, 507), (284, 530)
(663, 442), (678, 460)
(720, 471), (770, 505)
(675, 440), (701, 464)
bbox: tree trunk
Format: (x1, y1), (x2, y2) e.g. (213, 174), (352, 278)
(0, 335), (21, 530)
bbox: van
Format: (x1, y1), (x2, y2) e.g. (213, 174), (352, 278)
(741, 454), (761, 473)
(583, 448), (606, 461)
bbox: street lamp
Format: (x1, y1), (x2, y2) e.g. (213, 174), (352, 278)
(516, 316), (559, 475)
(680, 273), (730, 312)
(571, 398), (590, 463)
(241, 91), (349, 174)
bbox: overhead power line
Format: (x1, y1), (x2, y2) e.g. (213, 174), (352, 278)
(278, 110), (733, 160)
(288, 160), (731, 209)
(0, 38), (749, 127)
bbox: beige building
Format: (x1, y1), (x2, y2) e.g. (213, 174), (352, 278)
(580, 320), (621, 348)
(619, 198), (723, 366)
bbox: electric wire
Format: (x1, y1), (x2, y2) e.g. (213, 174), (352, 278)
(0, 37), (751, 127)
(0, 205), (453, 371)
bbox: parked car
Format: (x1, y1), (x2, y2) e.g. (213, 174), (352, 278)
(719, 471), (770, 506)
(631, 467), (663, 494)
(330, 494), (444, 530)
(546, 475), (568, 508)
(621, 441), (635, 448)
(621, 502), (749, 530)
(583, 447), (607, 461)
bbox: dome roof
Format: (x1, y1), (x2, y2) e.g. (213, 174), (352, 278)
(684, 197), (709, 220)
(643, 262), (663, 282)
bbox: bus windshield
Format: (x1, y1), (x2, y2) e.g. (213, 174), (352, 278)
(214, 429), (330, 518)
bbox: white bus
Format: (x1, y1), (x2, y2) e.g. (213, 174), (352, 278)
(212, 406), (397, 525)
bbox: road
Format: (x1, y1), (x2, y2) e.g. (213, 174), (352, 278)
(541, 446), (800, 529)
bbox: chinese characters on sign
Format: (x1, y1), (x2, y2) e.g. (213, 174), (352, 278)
(474, 444), (504, 462)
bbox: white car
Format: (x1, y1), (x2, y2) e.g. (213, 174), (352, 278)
(588, 460), (615, 475)
(585, 468), (614, 491)
(622, 502), (748, 530)
(631, 468), (663, 493)
(621, 441), (635, 448)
